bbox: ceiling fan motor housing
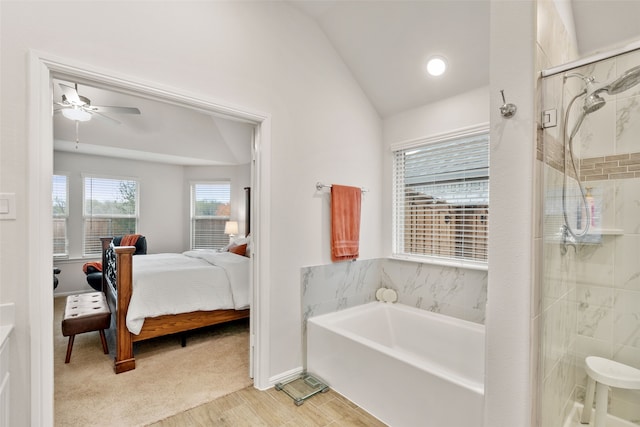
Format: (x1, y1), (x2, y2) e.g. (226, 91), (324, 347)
(62, 94), (90, 107)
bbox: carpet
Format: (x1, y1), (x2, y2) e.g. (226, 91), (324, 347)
(53, 296), (252, 426)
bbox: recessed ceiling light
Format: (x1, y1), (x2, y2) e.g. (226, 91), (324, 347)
(426, 56), (447, 77)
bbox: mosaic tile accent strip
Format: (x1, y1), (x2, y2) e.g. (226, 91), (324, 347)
(580, 152), (640, 181)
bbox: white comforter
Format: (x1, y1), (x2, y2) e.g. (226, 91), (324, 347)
(126, 250), (250, 335)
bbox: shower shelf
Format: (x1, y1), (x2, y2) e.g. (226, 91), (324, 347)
(546, 229), (623, 245)
(598, 229), (623, 235)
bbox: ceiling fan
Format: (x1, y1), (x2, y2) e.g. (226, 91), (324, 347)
(54, 82), (141, 124)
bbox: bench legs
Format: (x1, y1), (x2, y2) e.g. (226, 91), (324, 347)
(64, 330), (109, 364)
(64, 336), (75, 364)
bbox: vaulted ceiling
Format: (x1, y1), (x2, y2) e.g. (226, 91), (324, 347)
(53, 0), (640, 165)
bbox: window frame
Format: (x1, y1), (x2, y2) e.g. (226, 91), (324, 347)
(52, 173), (69, 259)
(391, 123), (490, 270)
(190, 180), (232, 250)
(82, 174), (140, 257)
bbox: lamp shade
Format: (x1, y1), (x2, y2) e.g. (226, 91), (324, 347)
(224, 221), (238, 235)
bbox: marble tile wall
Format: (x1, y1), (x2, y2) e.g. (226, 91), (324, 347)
(537, 2), (580, 426)
(572, 177), (640, 423)
(570, 49), (640, 424)
(540, 165), (579, 427)
(541, 46), (640, 425)
(301, 258), (381, 326)
(300, 258), (488, 365)
(301, 259), (488, 324)
(379, 259), (487, 324)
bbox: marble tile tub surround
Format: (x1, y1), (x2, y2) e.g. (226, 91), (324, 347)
(301, 258), (488, 326)
(379, 259), (488, 324)
(300, 258), (488, 370)
(301, 258), (381, 325)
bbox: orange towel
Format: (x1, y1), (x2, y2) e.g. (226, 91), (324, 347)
(82, 261), (102, 274)
(120, 234), (141, 247)
(331, 185), (361, 262)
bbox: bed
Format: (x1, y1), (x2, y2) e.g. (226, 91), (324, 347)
(99, 237), (251, 374)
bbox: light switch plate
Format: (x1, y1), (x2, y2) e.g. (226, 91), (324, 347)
(0, 193), (16, 220)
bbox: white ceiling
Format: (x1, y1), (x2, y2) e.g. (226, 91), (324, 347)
(53, 0), (640, 164)
(292, 0), (640, 117)
(572, 0), (640, 58)
(53, 79), (254, 166)
(290, 0), (490, 117)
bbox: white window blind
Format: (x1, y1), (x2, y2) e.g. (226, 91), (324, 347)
(52, 174), (69, 258)
(83, 176), (138, 256)
(393, 131), (489, 264)
(191, 182), (231, 250)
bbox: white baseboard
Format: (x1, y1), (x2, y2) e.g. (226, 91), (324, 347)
(265, 367), (304, 390)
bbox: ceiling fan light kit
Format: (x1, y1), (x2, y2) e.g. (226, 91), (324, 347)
(55, 82), (141, 123)
(61, 107), (92, 122)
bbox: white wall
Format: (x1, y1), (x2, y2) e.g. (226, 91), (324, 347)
(381, 86), (490, 254)
(485, 1), (537, 426)
(0, 2), (382, 425)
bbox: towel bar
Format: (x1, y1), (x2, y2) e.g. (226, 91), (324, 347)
(315, 182), (368, 193)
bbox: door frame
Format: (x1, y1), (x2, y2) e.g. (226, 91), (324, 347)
(28, 50), (272, 425)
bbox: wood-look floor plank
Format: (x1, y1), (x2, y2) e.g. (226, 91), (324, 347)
(149, 385), (388, 427)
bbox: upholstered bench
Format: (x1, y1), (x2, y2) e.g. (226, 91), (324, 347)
(62, 292), (111, 363)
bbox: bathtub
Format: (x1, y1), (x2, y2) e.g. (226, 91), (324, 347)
(306, 302), (485, 427)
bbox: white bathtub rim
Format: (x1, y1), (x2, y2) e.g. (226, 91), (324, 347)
(309, 301), (484, 333)
(307, 302), (485, 395)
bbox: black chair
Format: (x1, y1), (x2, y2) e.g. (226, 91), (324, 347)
(54, 267), (61, 289)
(84, 235), (147, 291)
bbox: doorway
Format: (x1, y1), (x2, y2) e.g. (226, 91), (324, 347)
(28, 51), (271, 425)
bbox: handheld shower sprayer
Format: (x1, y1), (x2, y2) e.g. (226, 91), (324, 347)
(565, 65), (640, 116)
(560, 65), (640, 248)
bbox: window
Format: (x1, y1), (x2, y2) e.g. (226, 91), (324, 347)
(83, 175), (139, 256)
(392, 127), (489, 265)
(53, 174), (69, 258)
(191, 182), (231, 250)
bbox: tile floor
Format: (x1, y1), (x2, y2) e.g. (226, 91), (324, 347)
(149, 384), (388, 426)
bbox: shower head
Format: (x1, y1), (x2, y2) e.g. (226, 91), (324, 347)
(583, 77), (607, 114)
(583, 92), (606, 114)
(604, 65), (640, 94)
(574, 66), (640, 115)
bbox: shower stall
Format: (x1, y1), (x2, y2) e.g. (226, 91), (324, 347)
(540, 48), (640, 426)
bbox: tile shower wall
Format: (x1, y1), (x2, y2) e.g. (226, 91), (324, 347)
(540, 70), (580, 427)
(541, 46), (640, 426)
(536, 2), (580, 424)
(570, 50), (640, 423)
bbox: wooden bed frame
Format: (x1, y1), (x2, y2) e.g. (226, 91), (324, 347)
(99, 237), (250, 374)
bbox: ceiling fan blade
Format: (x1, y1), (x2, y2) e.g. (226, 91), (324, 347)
(58, 83), (83, 105)
(91, 111), (121, 125)
(92, 105), (141, 115)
